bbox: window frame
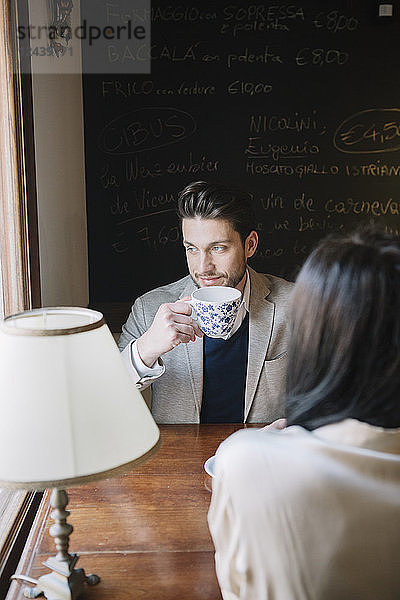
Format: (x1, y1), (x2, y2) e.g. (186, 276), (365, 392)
(0, 0), (40, 316)
(0, 0), (41, 593)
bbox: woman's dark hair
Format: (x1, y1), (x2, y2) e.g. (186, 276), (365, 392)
(286, 225), (400, 430)
(177, 181), (255, 244)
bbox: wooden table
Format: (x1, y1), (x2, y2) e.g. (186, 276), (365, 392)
(6, 424), (255, 600)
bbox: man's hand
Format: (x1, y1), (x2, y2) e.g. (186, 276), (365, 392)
(136, 297), (204, 368)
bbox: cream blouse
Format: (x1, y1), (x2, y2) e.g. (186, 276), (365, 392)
(208, 419), (400, 599)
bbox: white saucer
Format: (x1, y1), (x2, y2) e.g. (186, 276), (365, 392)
(204, 455), (216, 477)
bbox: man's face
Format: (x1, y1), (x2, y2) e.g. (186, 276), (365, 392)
(182, 217), (258, 291)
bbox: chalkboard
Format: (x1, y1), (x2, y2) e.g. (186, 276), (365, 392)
(81, 0), (400, 330)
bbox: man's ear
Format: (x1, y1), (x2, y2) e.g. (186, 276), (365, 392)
(245, 231), (258, 259)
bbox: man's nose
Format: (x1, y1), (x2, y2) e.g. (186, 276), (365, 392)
(199, 251), (214, 273)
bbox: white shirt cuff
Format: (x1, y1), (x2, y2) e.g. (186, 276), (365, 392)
(120, 340), (165, 387)
(131, 340), (164, 379)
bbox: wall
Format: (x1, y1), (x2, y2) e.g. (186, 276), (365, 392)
(28, 0), (88, 307)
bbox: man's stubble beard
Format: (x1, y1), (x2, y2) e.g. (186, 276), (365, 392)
(190, 259), (247, 289)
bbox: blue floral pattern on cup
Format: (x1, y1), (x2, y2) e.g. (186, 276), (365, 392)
(192, 296), (242, 339)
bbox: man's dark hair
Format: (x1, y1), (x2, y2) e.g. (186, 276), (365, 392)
(286, 225), (400, 430)
(177, 181), (255, 244)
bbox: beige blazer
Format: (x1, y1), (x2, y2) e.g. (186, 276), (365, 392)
(118, 267), (294, 424)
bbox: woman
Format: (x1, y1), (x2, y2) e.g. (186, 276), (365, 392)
(208, 227), (400, 599)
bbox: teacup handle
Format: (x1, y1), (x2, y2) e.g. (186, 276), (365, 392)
(184, 299), (197, 321)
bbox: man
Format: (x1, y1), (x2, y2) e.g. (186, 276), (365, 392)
(118, 181), (293, 424)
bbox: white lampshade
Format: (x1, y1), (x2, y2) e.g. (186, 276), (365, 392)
(0, 307), (160, 488)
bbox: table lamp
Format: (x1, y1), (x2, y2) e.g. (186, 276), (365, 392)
(0, 307), (160, 600)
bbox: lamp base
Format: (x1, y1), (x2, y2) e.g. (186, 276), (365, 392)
(12, 488), (100, 600)
(12, 554), (100, 600)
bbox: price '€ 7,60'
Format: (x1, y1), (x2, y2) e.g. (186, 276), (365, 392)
(137, 224), (181, 251)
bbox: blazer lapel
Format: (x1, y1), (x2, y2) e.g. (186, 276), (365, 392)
(245, 268), (274, 421)
(180, 279), (203, 416)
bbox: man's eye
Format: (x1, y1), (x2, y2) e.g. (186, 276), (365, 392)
(212, 246), (225, 252)
(186, 246), (197, 253)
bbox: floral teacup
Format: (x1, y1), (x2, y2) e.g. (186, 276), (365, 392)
(187, 286), (242, 339)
